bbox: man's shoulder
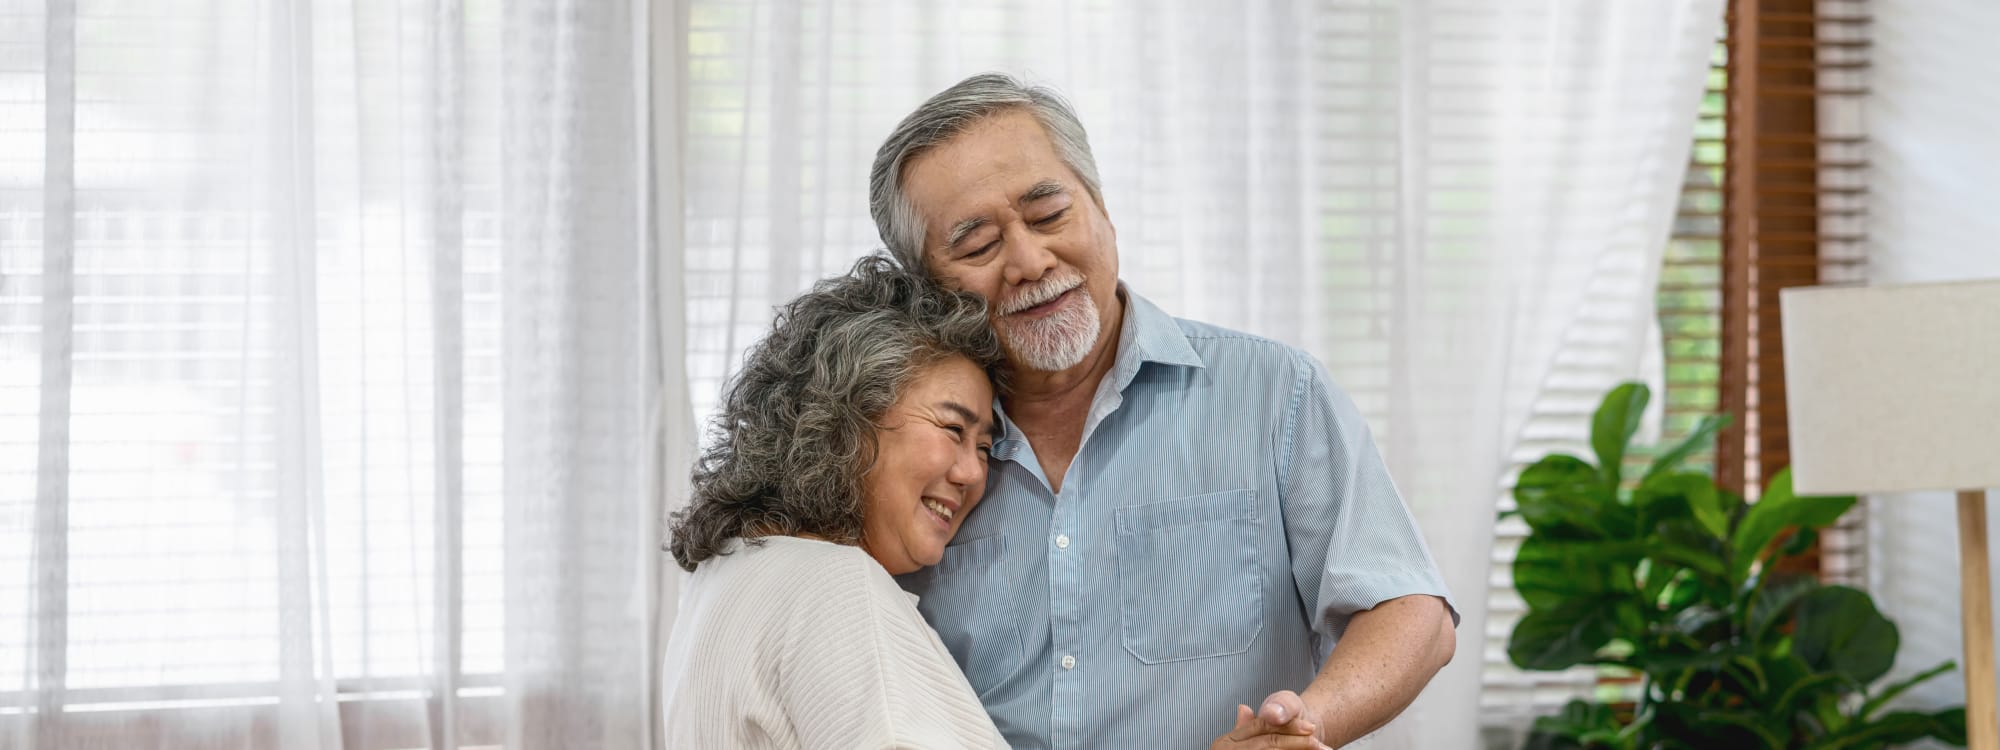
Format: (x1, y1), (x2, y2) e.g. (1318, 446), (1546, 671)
(1167, 315), (1317, 377)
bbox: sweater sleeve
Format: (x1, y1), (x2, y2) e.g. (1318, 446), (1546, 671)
(778, 550), (1003, 749)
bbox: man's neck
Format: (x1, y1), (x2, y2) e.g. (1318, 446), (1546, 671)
(1005, 292), (1125, 411)
(1000, 291), (1126, 492)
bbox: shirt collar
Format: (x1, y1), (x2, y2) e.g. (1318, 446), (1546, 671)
(990, 283), (1202, 462)
(1106, 283), (1205, 389)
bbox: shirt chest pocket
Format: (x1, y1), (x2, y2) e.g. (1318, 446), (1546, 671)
(1115, 489), (1265, 664)
(907, 534), (1023, 697)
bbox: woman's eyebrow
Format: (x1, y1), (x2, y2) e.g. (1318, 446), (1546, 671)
(936, 400), (997, 439)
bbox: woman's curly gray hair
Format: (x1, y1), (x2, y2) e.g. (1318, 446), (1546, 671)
(668, 255), (1008, 572)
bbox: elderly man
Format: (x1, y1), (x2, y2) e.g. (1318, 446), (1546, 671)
(880, 73), (1457, 750)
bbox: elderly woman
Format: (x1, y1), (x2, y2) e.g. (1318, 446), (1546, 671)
(662, 256), (1008, 748)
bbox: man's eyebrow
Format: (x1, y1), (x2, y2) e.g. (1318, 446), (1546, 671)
(943, 217), (990, 250)
(1021, 180), (1066, 203)
(937, 400), (998, 440)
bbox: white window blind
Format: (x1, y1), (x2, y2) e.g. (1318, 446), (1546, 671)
(1866, 0), (2000, 718)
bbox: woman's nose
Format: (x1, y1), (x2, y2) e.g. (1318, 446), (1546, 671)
(947, 445), (985, 486)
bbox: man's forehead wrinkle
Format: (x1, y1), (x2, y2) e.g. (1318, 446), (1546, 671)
(906, 112), (1067, 247)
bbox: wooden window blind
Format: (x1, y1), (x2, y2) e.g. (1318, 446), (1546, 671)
(1717, 0), (1870, 584)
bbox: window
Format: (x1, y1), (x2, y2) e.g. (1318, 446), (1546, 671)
(1477, 0), (1873, 735)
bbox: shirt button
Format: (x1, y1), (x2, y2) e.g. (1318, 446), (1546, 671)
(1055, 534), (1071, 549)
(1061, 655), (1076, 670)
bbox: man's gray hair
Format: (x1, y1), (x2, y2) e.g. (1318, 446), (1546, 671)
(667, 254), (1009, 572)
(869, 73), (1104, 271)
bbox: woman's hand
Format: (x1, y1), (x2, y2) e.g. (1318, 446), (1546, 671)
(1209, 697), (1331, 750)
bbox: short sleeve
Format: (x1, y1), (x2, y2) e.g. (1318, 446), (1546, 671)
(1279, 352), (1458, 642)
(778, 551), (1004, 749)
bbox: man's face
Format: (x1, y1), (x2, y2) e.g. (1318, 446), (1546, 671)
(900, 110), (1120, 373)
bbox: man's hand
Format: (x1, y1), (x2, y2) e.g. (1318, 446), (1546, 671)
(1208, 692), (1331, 750)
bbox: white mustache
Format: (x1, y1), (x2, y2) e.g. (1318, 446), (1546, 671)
(1000, 274), (1082, 315)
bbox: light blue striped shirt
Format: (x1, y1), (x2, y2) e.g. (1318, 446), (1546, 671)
(897, 289), (1456, 750)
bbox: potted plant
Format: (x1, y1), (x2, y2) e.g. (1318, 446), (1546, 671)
(1506, 382), (1965, 749)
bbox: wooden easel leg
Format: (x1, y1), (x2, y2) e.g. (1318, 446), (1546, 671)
(1959, 489), (1997, 750)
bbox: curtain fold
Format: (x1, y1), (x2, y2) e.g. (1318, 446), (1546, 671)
(0, 1), (662, 747)
(645, 2), (698, 748)
(498, 0), (656, 746)
(673, 1), (1720, 746)
(26, 1), (75, 747)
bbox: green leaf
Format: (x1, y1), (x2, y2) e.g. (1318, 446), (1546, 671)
(1510, 599), (1620, 671)
(1639, 558), (1675, 606)
(1792, 585), (1899, 686)
(1612, 706), (1653, 745)
(1689, 709), (1787, 749)
(1727, 654), (1771, 695)
(1632, 638), (1750, 680)
(1858, 661), (1955, 721)
(1749, 573), (1820, 642)
(1526, 699), (1623, 750)
(1651, 543), (1728, 583)
(1815, 710), (1958, 749)
(1514, 537), (1642, 611)
(1729, 469), (1856, 586)
(1650, 702), (1780, 749)
(1632, 480), (1690, 528)
(1515, 454), (1620, 539)
(1778, 526), (1820, 560)
(1774, 672), (1848, 723)
(1520, 730), (1588, 750)
(1646, 516), (1733, 593)
(1929, 707), (1968, 746)
(1643, 412), (1731, 481)
(1640, 471), (1730, 540)
(1670, 604), (1730, 641)
(1591, 383), (1650, 488)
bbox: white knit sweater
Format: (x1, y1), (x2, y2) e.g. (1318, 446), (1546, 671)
(662, 536), (1006, 749)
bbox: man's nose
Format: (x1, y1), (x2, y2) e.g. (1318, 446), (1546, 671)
(1001, 228), (1059, 287)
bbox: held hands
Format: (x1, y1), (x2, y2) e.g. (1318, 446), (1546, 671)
(1208, 691), (1332, 750)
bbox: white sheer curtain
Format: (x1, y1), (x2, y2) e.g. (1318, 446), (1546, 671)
(1864, 0), (2000, 729)
(0, 1), (666, 748)
(674, 1), (1718, 747)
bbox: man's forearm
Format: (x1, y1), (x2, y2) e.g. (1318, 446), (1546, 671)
(1299, 594), (1456, 747)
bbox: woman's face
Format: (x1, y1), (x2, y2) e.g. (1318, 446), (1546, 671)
(860, 356), (997, 576)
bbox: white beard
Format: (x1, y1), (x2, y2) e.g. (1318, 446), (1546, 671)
(998, 286), (1101, 372)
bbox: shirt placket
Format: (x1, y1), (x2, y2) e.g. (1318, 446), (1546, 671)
(1050, 389), (1125, 749)
(1049, 478), (1085, 749)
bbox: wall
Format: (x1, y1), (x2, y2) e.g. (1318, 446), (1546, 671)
(1863, 0), (2000, 726)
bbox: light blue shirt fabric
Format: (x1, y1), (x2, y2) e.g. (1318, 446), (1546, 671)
(897, 288), (1457, 750)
